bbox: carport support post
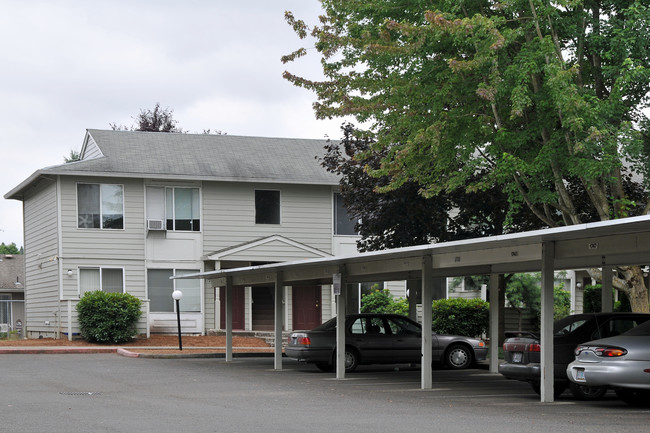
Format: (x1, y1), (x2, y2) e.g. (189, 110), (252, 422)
(488, 273), (500, 374)
(225, 277), (233, 362)
(540, 242), (555, 402)
(335, 279), (347, 380)
(601, 265), (613, 313)
(421, 255), (433, 389)
(274, 272), (284, 370)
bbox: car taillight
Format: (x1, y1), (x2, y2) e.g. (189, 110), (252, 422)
(595, 347), (627, 357)
(575, 345), (627, 357)
(297, 336), (311, 345)
(528, 343), (540, 352)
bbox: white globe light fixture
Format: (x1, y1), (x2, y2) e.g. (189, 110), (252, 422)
(172, 289), (183, 350)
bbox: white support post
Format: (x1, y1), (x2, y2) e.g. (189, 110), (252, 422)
(601, 265), (613, 313)
(540, 242), (555, 402)
(225, 277), (233, 363)
(421, 255), (433, 389)
(67, 300), (73, 341)
(335, 286), (346, 379)
(489, 273), (500, 374)
(274, 272), (284, 371)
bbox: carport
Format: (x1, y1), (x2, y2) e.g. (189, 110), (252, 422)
(176, 215), (650, 402)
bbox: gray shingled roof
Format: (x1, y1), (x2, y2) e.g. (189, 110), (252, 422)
(0, 255), (24, 291)
(6, 130), (341, 200)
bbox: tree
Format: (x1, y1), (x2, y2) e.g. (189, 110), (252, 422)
(0, 242), (21, 254)
(284, 1), (650, 311)
(110, 103), (182, 133)
(63, 149), (81, 163)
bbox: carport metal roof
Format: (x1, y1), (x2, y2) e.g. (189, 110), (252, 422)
(178, 215), (650, 403)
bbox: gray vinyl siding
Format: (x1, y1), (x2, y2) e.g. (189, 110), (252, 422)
(203, 182), (333, 257)
(23, 178), (60, 337)
(81, 134), (103, 160)
(57, 176), (147, 335)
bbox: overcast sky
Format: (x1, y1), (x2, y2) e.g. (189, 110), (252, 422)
(0, 0), (342, 248)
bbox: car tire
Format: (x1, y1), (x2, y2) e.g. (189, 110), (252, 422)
(445, 344), (472, 370)
(569, 382), (608, 400)
(614, 387), (650, 406)
(344, 347), (359, 373)
(531, 381), (567, 398)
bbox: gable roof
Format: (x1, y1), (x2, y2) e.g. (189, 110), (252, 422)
(5, 130), (340, 200)
(204, 235), (332, 262)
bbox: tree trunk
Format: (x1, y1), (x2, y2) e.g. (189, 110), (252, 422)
(627, 267), (650, 313)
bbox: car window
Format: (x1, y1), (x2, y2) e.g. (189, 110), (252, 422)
(622, 318), (650, 336)
(555, 319), (588, 336)
(592, 318), (645, 340)
(350, 317), (388, 335)
(313, 317), (336, 331)
(385, 316), (421, 336)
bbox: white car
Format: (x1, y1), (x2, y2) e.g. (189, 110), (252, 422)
(567, 319), (650, 406)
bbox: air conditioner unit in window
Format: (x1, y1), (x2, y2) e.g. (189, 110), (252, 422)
(0, 324), (9, 333)
(147, 219), (165, 231)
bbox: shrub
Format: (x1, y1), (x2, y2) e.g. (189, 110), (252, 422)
(76, 291), (142, 344)
(360, 288), (408, 315)
(431, 298), (489, 337)
(584, 285), (631, 313)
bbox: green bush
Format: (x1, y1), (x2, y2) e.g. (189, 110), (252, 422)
(431, 298), (489, 337)
(76, 291), (142, 344)
(584, 285), (631, 313)
(360, 289), (408, 315)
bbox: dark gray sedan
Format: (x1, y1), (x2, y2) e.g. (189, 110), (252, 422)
(567, 319), (650, 406)
(285, 313), (487, 372)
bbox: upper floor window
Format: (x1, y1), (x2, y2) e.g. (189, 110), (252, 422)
(79, 267), (124, 294)
(77, 184), (124, 229)
(146, 186), (200, 232)
(255, 190), (280, 224)
(334, 193), (357, 235)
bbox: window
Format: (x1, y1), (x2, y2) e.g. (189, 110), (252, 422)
(255, 190), (280, 224)
(79, 268), (124, 294)
(334, 193), (357, 235)
(0, 294), (11, 325)
(77, 184), (124, 229)
(148, 269), (201, 313)
(146, 186), (200, 231)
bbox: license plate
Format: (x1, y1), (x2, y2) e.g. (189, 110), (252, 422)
(576, 369), (585, 381)
(512, 352), (522, 363)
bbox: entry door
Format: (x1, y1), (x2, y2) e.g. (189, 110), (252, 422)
(219, 286), (245, 330)
(292, 285), (321, 330)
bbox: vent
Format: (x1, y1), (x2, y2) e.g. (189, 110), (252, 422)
(147, 219), (165, 231)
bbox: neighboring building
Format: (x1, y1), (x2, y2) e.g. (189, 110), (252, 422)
(5, 130), (361, 338)
(0, 254), (25, 336)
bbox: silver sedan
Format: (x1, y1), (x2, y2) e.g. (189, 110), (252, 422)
(567, 319), (650, 406)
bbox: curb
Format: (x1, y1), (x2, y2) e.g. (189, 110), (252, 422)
(0, 346), (277, 359)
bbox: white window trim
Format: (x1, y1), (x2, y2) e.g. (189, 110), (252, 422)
(76, 182), (125, 230)
(77, 266), (126, 297)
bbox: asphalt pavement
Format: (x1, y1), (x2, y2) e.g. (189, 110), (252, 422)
(1, 352), (649, 433)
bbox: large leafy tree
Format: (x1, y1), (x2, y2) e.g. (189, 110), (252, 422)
(284, 0), (650, 311)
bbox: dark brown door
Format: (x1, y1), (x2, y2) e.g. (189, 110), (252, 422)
(292, 285), (322, 330)
(219, 286), (245, 330)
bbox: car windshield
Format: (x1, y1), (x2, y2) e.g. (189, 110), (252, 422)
(622, 319), (650, 336)
(554, 315), (591, 336)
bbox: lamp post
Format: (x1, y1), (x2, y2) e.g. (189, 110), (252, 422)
(172, 289), (183, 351)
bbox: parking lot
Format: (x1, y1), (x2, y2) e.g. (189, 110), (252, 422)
(1, 354), (648, 432)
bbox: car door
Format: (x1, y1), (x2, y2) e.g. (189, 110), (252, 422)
(348, 316), (393, 363)
(385, 316), (422, 363)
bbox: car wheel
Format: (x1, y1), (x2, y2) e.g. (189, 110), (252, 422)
(315, 362), (333, 372)
(530, 381), (567, 398)
(614, 388), (650, 406)
(445, 344), (472, 370)
(569, 382), (608, 400)
(344, 347), (359, 373)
